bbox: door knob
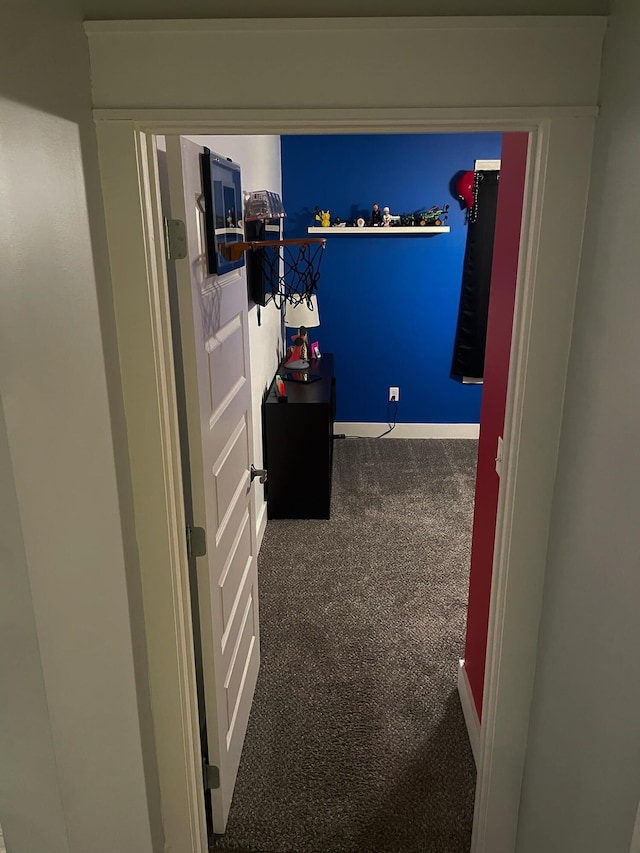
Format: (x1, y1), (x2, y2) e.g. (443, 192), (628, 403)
(250, 464), (267, 485)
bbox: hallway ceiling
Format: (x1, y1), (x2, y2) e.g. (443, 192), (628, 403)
(82, 0), (609, 19)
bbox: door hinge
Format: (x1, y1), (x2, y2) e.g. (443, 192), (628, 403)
(163, 218), (187, 261)
(203, 761), (220, 791)
(495, 435), (504, 478)
(186, 525), (207, 559)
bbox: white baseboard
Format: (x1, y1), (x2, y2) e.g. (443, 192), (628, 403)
(334, 422), (480, 439)
(458, 659), (481, 768)
(256, 501), (267, 552)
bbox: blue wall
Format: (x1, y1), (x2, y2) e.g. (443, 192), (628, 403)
(281, 133), (503, 424)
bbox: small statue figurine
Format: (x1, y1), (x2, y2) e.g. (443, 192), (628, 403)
(285, 325), (311, 368)
(383, 206), (401, 227)
(314, 206), (331, 227)
(371, 203), (383, 226)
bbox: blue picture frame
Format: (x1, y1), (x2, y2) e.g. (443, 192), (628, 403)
(200, 149), (245, 276)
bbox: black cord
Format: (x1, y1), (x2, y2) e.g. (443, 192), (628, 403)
(377, 398), (398, 438)
(343, 398), (398, 440)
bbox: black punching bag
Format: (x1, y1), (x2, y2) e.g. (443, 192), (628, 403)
(451, 170), (500, 381)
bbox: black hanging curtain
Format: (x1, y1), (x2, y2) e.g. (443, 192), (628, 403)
(451, 170), (500, 381)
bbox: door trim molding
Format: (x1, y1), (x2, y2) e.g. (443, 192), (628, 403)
(94, 111), (594, 853)
(458, 659), (481, 767)
(92, 105), (599, 125)
(256, 502), (268, 552)
(95, 125), (209, 853)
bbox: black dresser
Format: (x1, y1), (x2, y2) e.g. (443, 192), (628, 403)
(263, 354), (335, 519)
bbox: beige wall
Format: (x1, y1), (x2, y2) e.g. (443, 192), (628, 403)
(0, 2), (160, 851)
(0, 400), (70, 852)
(516, 1), (640, 851)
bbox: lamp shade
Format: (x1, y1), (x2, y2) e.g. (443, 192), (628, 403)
(284, 296), (320, 329)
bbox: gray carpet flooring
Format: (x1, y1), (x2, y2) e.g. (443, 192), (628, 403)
(212, 438), (478, 853)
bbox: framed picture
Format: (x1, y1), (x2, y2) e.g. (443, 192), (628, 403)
(200, 148), (245, 276)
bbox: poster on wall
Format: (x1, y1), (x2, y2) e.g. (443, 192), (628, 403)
(200, 148), (245, 276)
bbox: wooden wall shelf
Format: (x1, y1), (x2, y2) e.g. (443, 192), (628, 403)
(307, 226), (450, 235)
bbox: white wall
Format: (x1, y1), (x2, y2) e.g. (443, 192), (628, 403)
(0, 2), (161, 851)
(188, 135), (283, 541)
(516, 2), (640, 851)
(0, 400), (70, 852)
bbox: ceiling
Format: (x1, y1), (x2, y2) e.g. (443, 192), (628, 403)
(81, 0), (610, 20)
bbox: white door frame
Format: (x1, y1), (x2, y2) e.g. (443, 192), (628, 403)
(94, 109), (595, 853)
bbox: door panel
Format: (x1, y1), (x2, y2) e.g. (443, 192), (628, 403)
(220, 515), (253, 635)
(212, 418), (250, 535)
(165, 135), (260, 833)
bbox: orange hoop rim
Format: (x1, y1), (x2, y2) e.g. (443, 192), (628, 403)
(221, 236), (326, 263)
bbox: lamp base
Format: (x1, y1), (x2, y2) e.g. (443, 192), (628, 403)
(284, 359), (310, 370)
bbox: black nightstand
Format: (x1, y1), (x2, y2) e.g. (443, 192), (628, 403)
(263, 354), (335, 519)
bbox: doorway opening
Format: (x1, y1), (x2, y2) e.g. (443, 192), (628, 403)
(157, 129), (527, 852)
(95, 105), (595, 853)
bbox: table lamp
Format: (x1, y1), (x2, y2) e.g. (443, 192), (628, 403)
(284, 296), (320, 369)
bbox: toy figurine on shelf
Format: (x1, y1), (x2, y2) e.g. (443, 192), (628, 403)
(370, 203), (383, 226)
(314, 206), (331, 227)
(383, 206), (401, 227)
(417, 204), (450, 226)
(396, 205), (450, 227)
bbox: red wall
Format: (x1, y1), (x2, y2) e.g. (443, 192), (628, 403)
(464, 133), (529, 718)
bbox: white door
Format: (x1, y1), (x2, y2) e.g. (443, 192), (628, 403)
(165, 136), (260, 833)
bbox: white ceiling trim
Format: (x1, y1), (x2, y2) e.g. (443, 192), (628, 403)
(84, 15), (606, 32)
(85, 16), (606, 113)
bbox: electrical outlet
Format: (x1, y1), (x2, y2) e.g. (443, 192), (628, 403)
(389, 386), (400, 402)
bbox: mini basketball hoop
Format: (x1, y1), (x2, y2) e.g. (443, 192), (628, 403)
(219, 189), (326, 307)
(222, 237), (326, 308)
